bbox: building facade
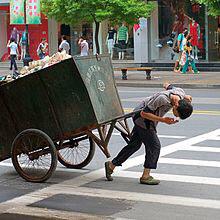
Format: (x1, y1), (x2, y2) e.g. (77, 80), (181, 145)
(107, 0), (219, 63)
(66, 0), (219, 63)
(1, 0), (219, 63)
(0, 0), (58, 61)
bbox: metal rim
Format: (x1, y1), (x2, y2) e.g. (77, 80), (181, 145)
(57, 136), (95, 169)
(11, 129), (57, 182)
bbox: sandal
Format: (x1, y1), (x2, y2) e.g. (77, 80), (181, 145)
(140, 176), (160, 185)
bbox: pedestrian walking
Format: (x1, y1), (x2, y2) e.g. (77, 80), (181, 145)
(59, 35), (70, 54)
(173, 28), (188, 72)
(19, 30), (28, 60)
(37, 38), (48, 59)
(105, 84), (193, 185)
(7, 38), (19, 75)
(10, 27), (19, 44)
(78, 36), (89, 56)
(181, 35), (199, 74)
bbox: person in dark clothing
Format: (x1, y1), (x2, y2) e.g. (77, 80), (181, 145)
(105, 84), (193, 185)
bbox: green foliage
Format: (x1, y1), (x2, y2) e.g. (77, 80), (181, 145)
(195, 0), (220, 16)
(41, 0), (156, 25)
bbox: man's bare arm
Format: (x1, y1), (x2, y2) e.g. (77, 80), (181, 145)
(140, 111), (178, 125)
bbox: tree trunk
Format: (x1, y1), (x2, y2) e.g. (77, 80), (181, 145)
(95, 21), (100, 54)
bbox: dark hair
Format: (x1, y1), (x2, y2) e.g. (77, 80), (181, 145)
(41, 38), (46, 41)
(186, 35), (192, 41)
(80, 35), (86, 40)
(62, 35), (67, 40)
(10, 38), (15, 42)
(177, 99), (193, 120)
(184, 31), (188, 37)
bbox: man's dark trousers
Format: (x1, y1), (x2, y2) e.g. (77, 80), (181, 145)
(112, 125), (161, 169)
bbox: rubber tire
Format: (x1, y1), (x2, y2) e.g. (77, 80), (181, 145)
(11, 129), (57, 183)
(58, 137), (95, 169)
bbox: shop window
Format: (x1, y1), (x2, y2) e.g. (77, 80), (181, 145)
(152, 0), (206, 61)
(111, 23), (134, 60)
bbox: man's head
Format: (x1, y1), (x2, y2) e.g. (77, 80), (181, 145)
(173, 99), (193, 120)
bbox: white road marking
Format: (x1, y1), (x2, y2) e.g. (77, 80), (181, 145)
(36, 186), (220, 210)
(208, 136), (220, 141)
(115, 171), (220, 186)
(183, 146), (220, 153)
(159, 158), (220, 168)
(158, 135), (186, 139)
(1, 129), (220, 211)
(93, 131), (186, 139)
(118, 90), (153, 93)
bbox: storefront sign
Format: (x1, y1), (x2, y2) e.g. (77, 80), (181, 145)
(26, 0), (41, 24)
(10, 0), (25, 24)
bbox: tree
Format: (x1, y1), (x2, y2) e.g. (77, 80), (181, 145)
(195, 0), (220, 16)
(41, 0), (156, 54)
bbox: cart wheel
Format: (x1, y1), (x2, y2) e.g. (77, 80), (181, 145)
(57, 136), (95, 169)
(11, 129), (57, 183)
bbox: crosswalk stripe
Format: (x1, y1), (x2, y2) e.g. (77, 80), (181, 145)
(183, 146), (220, 153)
(53, 186), (220, 210)
(114, 171), (220, 186)
(159, 158), (220, 168)
(208, 137), (220, 141)
(2, 129), (220, 211)
(93, 131), (186, 139)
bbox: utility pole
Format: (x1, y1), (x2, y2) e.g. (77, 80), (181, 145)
(23, 0), (32, 66)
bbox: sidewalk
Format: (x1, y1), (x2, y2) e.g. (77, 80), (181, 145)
(115, 70), (220, 89)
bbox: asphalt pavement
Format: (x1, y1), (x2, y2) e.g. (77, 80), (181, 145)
(0, 87), (220, 220)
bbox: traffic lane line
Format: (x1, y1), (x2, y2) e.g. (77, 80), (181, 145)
(123, 108), (220, 116)
(121, 97), (220, 105)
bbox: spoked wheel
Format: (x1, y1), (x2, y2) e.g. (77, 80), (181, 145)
(11, 129), (57, 183)
(57, 136), (95, 169)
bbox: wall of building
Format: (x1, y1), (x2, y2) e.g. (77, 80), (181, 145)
(0, 11), (8, 60)
(0, 4), (58, 61)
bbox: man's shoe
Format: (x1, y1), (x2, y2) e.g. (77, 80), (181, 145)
(105, 161), (113, 181)
(140, 176), (160, 185)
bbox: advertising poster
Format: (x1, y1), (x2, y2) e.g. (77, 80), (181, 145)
(26, 0), (41, 24)
(10, 0), (25, 24)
